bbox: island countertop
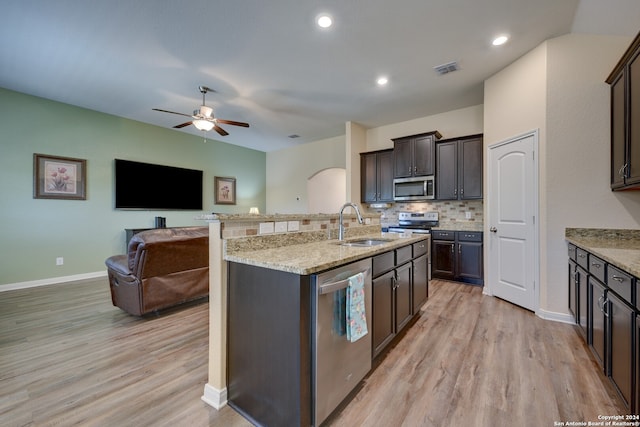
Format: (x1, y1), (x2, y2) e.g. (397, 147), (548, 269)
(565, 228), (640, 278)
(224, 232), (429, 275)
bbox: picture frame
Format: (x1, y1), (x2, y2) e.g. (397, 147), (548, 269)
(33, 153), (87, 200)
(214, 176), (236, 205)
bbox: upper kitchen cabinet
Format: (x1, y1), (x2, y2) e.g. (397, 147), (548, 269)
(436, 134), (483, 200)
(608, 31), (640, 190)
(393, 131), (442, 178)
(361, 149), (394, 203)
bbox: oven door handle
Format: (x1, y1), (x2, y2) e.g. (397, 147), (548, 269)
(318, 268), (370, 295)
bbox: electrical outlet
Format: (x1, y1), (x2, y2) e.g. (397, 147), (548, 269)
(259, 222), (275, 234)
(274, 221), (287, 233)
(465, 211), (472, 219)
(56, 257), (64, 266)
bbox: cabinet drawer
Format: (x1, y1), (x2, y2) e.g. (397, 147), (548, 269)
(412, 240), (429, 258)
(396, 245), (412, 266)
(588, 254), (606, 283)
(458, 231), (483, 242)
(372, 251), (395, 277)
(576, 248), (589, 270)
(432, 230), (454, 241)
(607, 265), (634, 306)
(568, 243), (577, 261)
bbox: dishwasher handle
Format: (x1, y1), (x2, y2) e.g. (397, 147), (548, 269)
(318, 268), (370, 295)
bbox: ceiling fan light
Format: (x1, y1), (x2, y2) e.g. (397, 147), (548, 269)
(194, 119), (214, 131)
(200, 105), (213, 117)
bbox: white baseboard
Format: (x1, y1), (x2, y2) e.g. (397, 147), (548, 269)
(202, 383), (227, 410)
(536, 308), (575, 324)
(0, 270), (108, 292)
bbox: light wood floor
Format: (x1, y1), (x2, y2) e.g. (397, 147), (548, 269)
(0, 278), (626, 426)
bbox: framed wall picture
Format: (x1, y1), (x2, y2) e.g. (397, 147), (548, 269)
(214, 176), (236, 205)
(34, 153), (87, 200)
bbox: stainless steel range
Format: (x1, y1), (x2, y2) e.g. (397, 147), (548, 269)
(388, 211), (439, 234)
(387, 212), (438, 280)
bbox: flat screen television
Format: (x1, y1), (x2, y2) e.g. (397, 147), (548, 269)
(115, 159), (203, 210)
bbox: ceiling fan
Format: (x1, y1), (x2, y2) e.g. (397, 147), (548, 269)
(153, 86), (249, 136)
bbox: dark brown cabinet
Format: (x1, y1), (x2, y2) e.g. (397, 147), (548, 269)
(567, 242), (637, 412)
(361, 149), (394, 203)
(608, 32), (640, 190)
(432, 230), (483, 285)
(372, 239), (429, 357)
(393, 131), (441, 178)
(609, 291), (634, 408)
(436, 135), (483, 200)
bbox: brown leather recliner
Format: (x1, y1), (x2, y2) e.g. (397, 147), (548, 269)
(105, 226), (209, 316)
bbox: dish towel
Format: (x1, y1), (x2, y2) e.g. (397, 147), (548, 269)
(346, 272), (368, 343)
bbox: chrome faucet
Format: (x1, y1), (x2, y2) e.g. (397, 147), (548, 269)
(338, 202), (364, 241)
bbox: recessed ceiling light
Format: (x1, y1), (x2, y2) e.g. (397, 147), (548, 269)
(492, 35), (509, 46)
(376, 76), (388, 86)
(317, 14), (332, 28)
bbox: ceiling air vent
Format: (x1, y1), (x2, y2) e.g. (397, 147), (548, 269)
(433, 61), (459, 75)
(288, 134), (300, 139)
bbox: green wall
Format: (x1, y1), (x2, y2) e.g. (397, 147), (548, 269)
(0, 88), (266, 286)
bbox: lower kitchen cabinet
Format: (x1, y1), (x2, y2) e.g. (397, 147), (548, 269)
(372, 270), (395, 354)
(609, 291), (635, 408)
(432, 230), (483, 285)
(567, 242), (637, 412)
(372, 239), (429, 358)
(589, 276), (607, 370)
(413, 254), (429, 312)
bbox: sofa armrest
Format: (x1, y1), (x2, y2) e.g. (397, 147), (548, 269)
(105, 254), (130, 276)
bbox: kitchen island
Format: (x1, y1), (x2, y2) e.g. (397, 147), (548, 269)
(224, 226), (429, 426)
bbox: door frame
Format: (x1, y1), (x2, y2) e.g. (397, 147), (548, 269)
(484, 130), (540, 315)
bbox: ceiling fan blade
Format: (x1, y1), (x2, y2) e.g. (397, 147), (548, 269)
(152, 108), (193, 118)
(215, 119), (250, 128)
(214, 125), (229, 136)
(173, 121), (193, 129)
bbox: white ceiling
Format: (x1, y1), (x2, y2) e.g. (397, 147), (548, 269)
(1, 0), (639, 152)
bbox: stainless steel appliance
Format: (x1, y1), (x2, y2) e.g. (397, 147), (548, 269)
(388, 211), (439, 234)
(393, 175), (435, 201)
(311, 258), (372, 426)
(387, 212), (438, 279)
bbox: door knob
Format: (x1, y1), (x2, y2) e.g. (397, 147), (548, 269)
(490, 227), (497, 233)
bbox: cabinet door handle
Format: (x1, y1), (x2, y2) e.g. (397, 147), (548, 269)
(454, 188), (457, 196)
(577, 253), (586, 259)
(574, 271), (579, 284)
(603, 298), (610, 318)
(451, 244), (454, 253)
(460, 188), (464, 195)
(619, 163), (628, 178)
(591, 262), (601, 269)
(611, 275), (625, 283)
(597, 295), (604, 312)
(458, 245), (462, 254)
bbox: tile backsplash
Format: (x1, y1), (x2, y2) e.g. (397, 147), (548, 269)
(363, 200), (484, 228)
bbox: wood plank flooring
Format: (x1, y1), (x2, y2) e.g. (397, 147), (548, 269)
(0, 278), (627, 426)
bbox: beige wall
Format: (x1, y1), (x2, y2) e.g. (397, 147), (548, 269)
(366, 105), (484, 151)
(266, 107), (484, 215)
(266, 135), (345, 213)
(484, 33), (640, 316)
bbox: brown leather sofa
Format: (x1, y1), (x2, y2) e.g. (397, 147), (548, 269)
(105, 226), (209, 316)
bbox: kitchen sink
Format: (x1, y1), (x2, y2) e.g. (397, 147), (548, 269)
(338, 238), (393, 247)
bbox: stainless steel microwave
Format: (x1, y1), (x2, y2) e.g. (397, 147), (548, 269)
(393, 176), (435, 201)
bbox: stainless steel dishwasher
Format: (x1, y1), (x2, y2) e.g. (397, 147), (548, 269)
(311, 258), (372, 426)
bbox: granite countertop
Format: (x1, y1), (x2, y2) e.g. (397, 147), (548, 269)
(225, 232), (430, 275)
(432, 222), (484, 232)
(565, 228), (640, 278)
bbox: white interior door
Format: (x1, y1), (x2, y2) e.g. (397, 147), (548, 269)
(487, 132), (538, 312)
